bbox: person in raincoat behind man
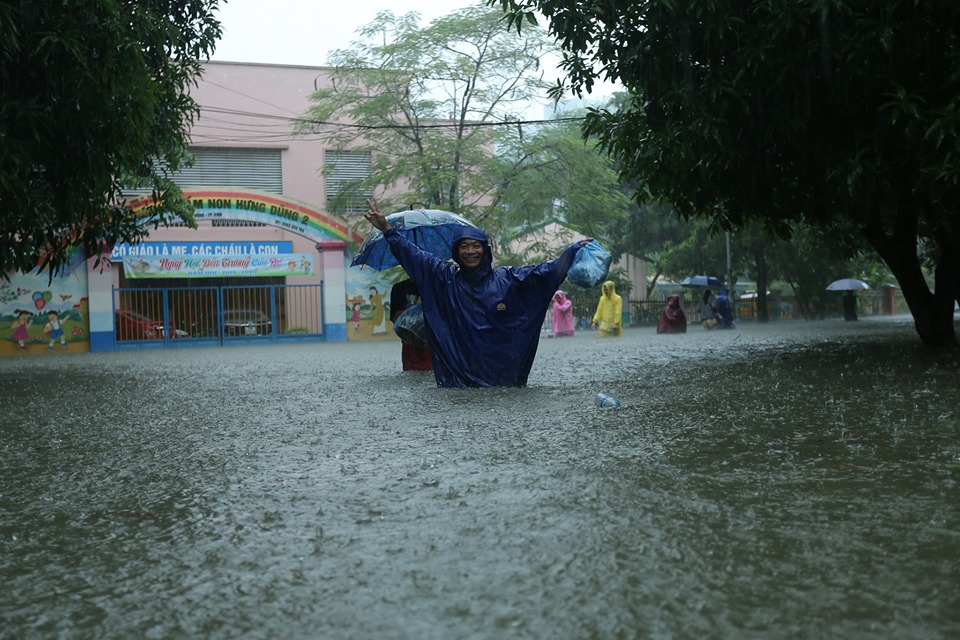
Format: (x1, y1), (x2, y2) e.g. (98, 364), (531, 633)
(390, 278), (432, 371)
(551, 290), (575, 337)
(364, 198), (592, 388)
(591, 280), (623, 337)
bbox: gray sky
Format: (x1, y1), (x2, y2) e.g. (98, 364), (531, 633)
(211, 0), (619, 115)
(212, 0), (481, 67)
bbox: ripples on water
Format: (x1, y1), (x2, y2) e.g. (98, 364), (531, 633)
(1, 317), (958, 639)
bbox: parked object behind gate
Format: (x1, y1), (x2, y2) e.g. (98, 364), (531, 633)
(221, 309), (272, 336)
(115, 309), (178, 340)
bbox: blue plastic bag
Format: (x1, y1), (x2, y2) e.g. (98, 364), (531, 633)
(566, 240), (612, 288)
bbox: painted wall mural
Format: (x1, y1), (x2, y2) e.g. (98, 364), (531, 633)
(2, 248), (90, 355)
(344, 266), (405, 342)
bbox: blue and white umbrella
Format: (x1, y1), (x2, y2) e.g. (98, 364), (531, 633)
(680, 275), (725, 289)
(826, 278), (870, 291)
(351, 209), (478, 271)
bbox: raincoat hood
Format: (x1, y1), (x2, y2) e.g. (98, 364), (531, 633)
(601, 280), (617, 298)
(553, 290), (569, 305)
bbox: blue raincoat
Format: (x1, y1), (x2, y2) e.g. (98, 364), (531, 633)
(715, 290), (735, 329)
(385, 226), (583, 387)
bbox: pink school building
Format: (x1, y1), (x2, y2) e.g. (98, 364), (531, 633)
(1, 61), (409, 356)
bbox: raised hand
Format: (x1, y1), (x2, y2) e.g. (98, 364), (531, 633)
(364, 197), (391, 232)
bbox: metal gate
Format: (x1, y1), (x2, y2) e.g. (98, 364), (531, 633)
(113, 283), (324, 349)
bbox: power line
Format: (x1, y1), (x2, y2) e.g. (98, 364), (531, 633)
(198, 105), (585, 132)
(202, 80), (304, 117)
(301, 116), (586, 131)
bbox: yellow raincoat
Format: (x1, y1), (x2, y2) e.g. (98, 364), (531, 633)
(592, 280), (623, 337)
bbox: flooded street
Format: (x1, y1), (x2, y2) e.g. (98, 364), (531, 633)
(2, 316), (959, 639)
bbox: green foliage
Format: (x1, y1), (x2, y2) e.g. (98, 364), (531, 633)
(495, 0), (960, 346)
(0, 0), (221, 278)
(494, 111), (631, 257)
(297, 5), (554, 229)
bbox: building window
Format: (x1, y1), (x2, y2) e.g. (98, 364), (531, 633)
(180, 147), (283, 192)
(324, 150), (371, 214)
(122, 147), (283, 196)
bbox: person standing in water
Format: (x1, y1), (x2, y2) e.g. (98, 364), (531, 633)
(390, 278), (432, 371)
(714, 289), (735, 329)
(843, 291), (859, 321)
(697, 289), (719, 330)
(591, 280), (623, 337)
(364, 197), (591, 388)
(551, 290), (575, 337)
(657, 295), (687, 334)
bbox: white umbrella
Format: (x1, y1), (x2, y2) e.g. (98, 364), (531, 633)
(826, 278), (870, 291)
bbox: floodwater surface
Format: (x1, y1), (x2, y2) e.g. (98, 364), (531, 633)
(2, 317), (959, 639)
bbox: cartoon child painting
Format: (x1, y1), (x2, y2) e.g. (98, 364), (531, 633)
(369, 286), (387, 335)
(43, 310), (67, 351)
(11, 310), (31, 351)
(351, 303), (361, 331)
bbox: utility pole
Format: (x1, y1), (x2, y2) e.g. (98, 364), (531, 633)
(725, 231), (732, 292)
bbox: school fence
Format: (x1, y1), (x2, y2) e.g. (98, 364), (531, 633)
(567, 290), (906, 330)
(112, 283), (324, 349)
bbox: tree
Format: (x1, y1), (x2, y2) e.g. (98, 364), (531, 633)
(494, 110), (631, 260)
(766, 222), (883, 321)
(621, 208), (730, 298)
(0, 1), (222, 278)
(297, 5), (556, 230)
(495, 0), (960, 347)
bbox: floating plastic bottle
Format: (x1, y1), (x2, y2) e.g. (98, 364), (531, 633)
(595, 393), (621, 408)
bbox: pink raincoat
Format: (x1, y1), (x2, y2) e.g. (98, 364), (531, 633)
(552, 290), (575, 337)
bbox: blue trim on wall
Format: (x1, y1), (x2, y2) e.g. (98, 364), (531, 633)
(74, 324), (349, 350)
(90, 331), (115, 353)
(323, 323), (347, 342)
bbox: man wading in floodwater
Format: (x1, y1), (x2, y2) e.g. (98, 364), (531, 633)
(364, 198), (591, 388)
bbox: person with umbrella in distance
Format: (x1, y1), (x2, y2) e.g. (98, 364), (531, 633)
(697, 289), (719, 330)
(364, 197), (592, 388)
(825, 278), (869, 321)
(843, 291), (859, 321)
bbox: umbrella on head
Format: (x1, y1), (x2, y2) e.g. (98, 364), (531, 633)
(826, 278), (870, 291)
(680, 275), (725, 289)
(351, 209), (478, 271)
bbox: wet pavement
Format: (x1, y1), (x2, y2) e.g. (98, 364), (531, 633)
(2, 316), (959, 639)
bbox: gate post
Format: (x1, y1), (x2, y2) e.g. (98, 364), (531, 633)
(87, 249), (117, 352)
(882, 285), (897, 315)
(316, 240), (348, 342)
